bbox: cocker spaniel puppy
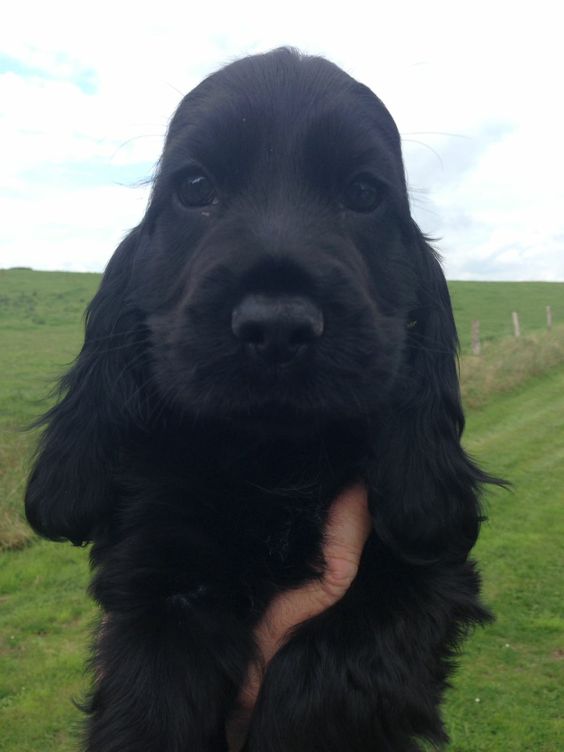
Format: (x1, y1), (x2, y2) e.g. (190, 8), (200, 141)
(26, 48), (494, 751)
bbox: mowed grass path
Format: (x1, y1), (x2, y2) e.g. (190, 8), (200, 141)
(445, 366), (564, 750)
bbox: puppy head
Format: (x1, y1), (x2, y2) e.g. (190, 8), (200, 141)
(127, 48), (423, 426)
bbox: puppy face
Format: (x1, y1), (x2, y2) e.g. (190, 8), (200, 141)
(129, 50), (421, 425)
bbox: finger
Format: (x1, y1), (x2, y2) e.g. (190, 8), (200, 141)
(321, 482), (371, 596)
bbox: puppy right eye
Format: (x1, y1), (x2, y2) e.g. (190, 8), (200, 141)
(343, 175), (385, 213)
(175, 173), (218, 208)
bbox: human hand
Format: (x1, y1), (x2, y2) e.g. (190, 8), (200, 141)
(227, 484), (371, 750)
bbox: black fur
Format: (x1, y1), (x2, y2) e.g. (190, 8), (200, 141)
(26, 48), (495, 751)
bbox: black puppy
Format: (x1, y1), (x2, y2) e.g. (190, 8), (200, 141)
(26, 48), (494, 751)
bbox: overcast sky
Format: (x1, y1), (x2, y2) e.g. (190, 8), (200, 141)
(1, 0), (562, 280)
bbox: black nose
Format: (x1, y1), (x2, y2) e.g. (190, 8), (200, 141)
(232, 294), (324, 364)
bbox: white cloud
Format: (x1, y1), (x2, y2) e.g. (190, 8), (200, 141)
(0, 0), (563, 278)
(0, 183), (150, 271)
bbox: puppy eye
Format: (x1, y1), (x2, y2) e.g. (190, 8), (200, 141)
(175, 172), (218, 208)
(343, 176), (384, 213)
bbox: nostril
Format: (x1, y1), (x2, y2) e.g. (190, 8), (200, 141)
(232, 294), (324, 364)
(237, 321), (265, 346)
(291, 323), (318, 346)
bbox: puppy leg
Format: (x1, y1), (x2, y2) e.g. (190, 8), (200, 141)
(85, 603), (252, 752)
(85, 528), (254, 752)
(245, 550), (486, 752)
(243, 601), (422, 752)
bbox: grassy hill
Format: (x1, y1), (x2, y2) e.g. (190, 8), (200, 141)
(1, 269), (563, 750)
(449, 281), (564, 353)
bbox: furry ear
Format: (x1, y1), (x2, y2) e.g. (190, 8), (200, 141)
(25, 227), (146, 545)
(370, 226), (495, 563)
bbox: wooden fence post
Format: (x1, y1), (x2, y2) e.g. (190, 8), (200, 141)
(471, 320), (481, 355)
(512, 311), (521, 338)
(546, 305), (553, 331)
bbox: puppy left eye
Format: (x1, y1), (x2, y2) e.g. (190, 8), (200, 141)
(343, 176), (385, 213)
(176, 173), (218, 208)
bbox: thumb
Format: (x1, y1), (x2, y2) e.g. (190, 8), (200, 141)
(319, 482), (372, 599)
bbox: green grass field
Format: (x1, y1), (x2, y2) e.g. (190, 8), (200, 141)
(1, 269), (563, 750)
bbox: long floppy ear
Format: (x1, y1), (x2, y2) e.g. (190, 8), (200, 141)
(371, 225), (497, 563)
(25, 227), (146, 545)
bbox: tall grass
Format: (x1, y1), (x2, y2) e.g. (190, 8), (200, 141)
(460, 323), (564, 409)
